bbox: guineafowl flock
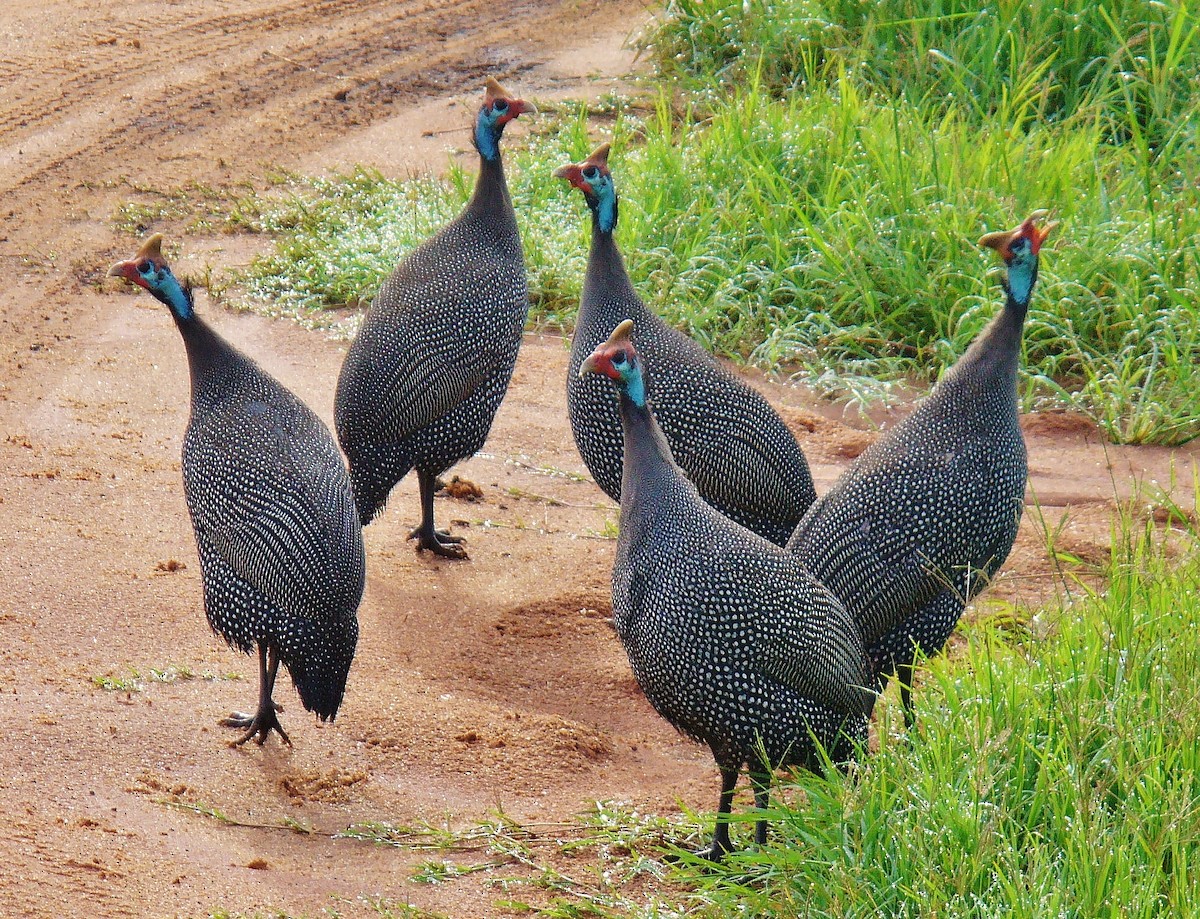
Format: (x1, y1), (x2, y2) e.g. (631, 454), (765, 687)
(109, 77), (1054, 858)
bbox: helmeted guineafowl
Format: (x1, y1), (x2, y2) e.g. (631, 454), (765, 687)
(108, 234), (364, 746)
(556, 143), (815, 547)
(581, 320), (872, 860)
(787, 211), (1056, 727)
(334, 77), (534, 559)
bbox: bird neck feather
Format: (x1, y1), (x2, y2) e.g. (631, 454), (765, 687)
(468, 149), (512, 217)
(590, 192), (618, 235)
(1006, 258), (1038, 311)
(474, 111), (502, 162)
(154, 273), (194, 322)
(585, 224), (641, 308)
(619, 392), (676, 484)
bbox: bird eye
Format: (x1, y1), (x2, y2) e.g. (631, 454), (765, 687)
(582, 165), (599, 180)
(611, 349), (628, 366)
(493, 99), (509, 113)
(1010, 237), (1029, 253)
(137, 259), (153, 274)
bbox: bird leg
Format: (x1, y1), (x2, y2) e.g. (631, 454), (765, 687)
(221, 642), (292, 747)
(407, 469), (467, 559)
(895, 660), (916, 730)
(750, 768), (772, 847)
(876, 589), (964, 729)
(695, 766), (740, 861)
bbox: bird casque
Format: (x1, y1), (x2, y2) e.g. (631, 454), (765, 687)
(557, 143), (816, 547)
(787, 212), (1056, 726)
(335, 78), (535, 558)
(582, 319), (873, 859)
(108, 234), (365, 746)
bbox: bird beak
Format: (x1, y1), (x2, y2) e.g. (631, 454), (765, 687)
(1029, 218), (1058, 255)
(553, 163), (589, 193)
(107, 260), (137, 282)
(579, 354), (600, 378)
(512, 99), (538, 117)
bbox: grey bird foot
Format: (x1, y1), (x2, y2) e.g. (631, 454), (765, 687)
(664, 841), (731, 865)
(691, 843), (731, 863)
(220, 706), (291, 747)
(407, 526), (468, 559)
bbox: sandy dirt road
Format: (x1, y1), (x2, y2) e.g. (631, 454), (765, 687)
(1, 2), (1197, 916)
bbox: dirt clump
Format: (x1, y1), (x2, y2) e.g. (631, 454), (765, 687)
(1021, 409), (1103, 440)
(441, 474), (485, 501)
(280, 768), (369, 804)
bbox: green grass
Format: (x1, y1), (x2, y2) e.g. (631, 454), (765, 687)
(90, 664), (240, 692)
(233, 81), (1200, 444)
(113, 178), (265, 236)
(660, 510), (1200, 917)
(653, 0), (1200, 137)
(226, 0), (1200, 445)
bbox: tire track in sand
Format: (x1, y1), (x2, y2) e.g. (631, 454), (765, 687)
(0, 0), (558, 206)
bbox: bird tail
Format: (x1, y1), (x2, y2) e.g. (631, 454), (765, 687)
(280, 616), (360, 722)
(340, 440), (414, 525)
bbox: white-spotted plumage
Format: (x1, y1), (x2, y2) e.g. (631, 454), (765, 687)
(559, 145), (815, 546)
(583, 320), (872, 859)
(335, 79), (532, 557)
(109, 234), (364, 745)
(787, 213), (1055, 725)
(184, 337), (364, 721)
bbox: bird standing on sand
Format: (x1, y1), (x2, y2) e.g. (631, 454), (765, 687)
(582, 320), (872, 860)
(556, 143), (815, 546)
(109, 234), (364, 746)
(335, 78), (535, 559)
(788, 212), (1056, 725)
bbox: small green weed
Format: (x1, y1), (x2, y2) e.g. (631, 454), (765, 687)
(356, 898), (451, 919)
(584, 518), (620, 541)
(91, 674), (141, 692)
(113, 179), (266, 236)
(91, 665), (240, 692)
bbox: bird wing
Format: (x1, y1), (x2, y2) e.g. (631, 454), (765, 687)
(788, 437), (1008, 649)
(375, 329), (503, 436)
(184, 392), (364, 622)
(718, 549), (873, 718)
(647, 332), (809, 519)
(347, 253), (524, 441)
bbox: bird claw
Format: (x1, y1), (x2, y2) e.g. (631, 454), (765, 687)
(220, 707), (292, 747)
(221, 711), (254, 728)
(407, 526), (468, 559)
(692, 843), (730, 863)
(663, 842), (730, 865)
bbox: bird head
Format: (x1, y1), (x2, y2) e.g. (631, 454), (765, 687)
(553, 143), (617, 232)
(579, 319), (645, 406)
(474, 77), (535, 161)
(979, 210), (1057, 306)
(107, 234), (194, 319)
